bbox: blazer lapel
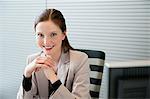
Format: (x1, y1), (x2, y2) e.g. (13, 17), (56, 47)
(57, 51), (70, 85)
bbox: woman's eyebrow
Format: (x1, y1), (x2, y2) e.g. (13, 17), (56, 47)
(36, 31), (43, 34)
(49, 31), (58, 33)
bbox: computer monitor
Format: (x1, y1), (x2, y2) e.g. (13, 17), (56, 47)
(100, 60), (150, 99)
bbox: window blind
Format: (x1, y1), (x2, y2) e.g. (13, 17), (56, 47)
(47, 0), (150, 62)
(0, 1), (45, 99)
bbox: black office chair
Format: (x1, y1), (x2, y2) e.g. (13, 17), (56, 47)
(77, 49), (105, 99)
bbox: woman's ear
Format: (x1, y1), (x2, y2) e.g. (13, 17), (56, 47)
(62, 31), (66, 40)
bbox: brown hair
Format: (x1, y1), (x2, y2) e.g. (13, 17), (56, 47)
(34, 9), (73, 53)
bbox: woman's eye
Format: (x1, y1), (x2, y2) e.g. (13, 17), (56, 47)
(50, 32), (57, 37)
(37, 33), (44, 37)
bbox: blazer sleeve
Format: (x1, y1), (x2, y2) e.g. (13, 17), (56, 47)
(17, 56), (39, 99)
(49, 53), (91, 99)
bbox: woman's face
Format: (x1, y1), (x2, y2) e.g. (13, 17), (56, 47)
(35, 20), (65, 57)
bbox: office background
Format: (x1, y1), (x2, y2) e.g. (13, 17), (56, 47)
(0, 0), (150, 98)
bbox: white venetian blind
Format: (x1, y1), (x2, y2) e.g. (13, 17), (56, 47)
(0, 1), (45, 99)
(47, 0), (150, 62)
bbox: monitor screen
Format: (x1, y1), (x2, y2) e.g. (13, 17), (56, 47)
(100, 60), (150, 99)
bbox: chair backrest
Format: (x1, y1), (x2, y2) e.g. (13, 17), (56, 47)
(77, 49), (105, 99)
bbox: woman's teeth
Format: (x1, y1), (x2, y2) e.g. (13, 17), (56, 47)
(43, 45), (54, 48)
(43, 45), (54, 51)
(45, 46), (53, 49)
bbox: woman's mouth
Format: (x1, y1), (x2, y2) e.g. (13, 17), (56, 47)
(43, 46), (54, 51)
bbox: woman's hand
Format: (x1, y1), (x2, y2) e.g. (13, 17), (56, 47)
(43, 66), (58, 84)
(39, 55), (59, 83)
(24, 56), (57, 80)
(24, 56), (42, 78)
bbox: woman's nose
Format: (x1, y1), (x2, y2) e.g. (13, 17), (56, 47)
(44, 37), (52, 46)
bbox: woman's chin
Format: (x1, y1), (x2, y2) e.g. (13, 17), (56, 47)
(43, 50), (52, 56)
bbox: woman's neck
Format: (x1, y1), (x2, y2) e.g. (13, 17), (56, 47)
(51, 49), (62, 64)
(54, 51), (61, 63)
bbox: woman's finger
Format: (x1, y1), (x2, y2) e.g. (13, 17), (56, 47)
(36, 63), (48, 68)
(36, 57), (56, 67)
(35, 67), (41, 72)
(46, 55), (56, 64)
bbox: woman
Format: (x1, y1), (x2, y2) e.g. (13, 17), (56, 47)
(17, 9), (91, 99)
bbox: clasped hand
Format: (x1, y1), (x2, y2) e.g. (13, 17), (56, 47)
(24, 55), (58, 83)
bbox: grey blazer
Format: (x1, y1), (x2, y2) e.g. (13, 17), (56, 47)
(17, 50), (91, 99)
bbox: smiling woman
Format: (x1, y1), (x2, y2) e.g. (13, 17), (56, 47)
(17, 9), (91, 99)
(35, 20), (66, 61)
